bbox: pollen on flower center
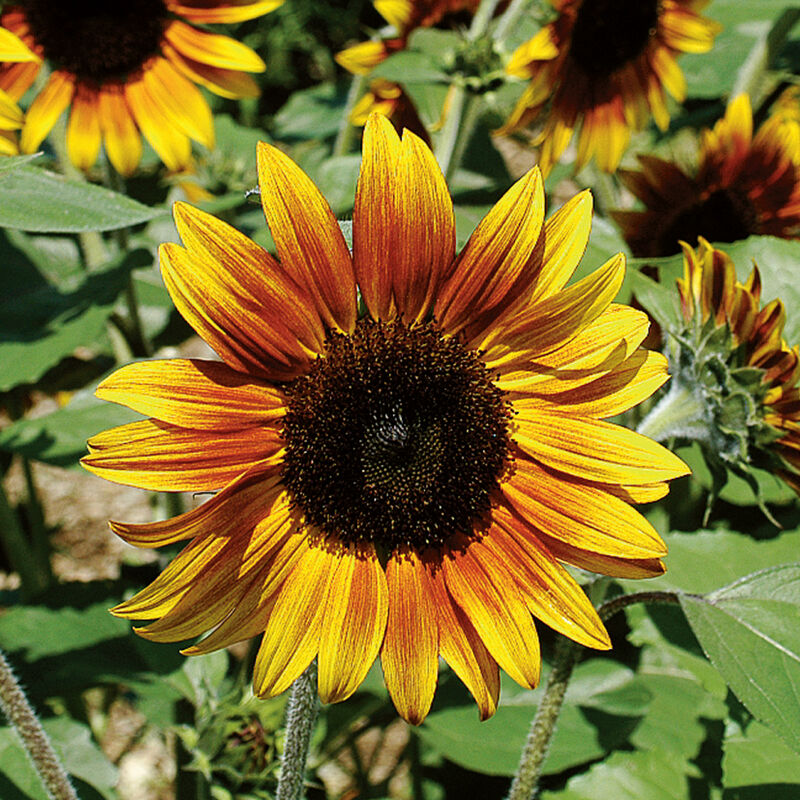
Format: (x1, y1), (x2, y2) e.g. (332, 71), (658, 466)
(22, 0), (168, 82)
(281, 319), (513, 552)
(569, 0), (659, 77)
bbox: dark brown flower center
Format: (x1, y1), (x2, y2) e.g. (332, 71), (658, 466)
(281, 319), (512, 553)
(22, 0), (168, 82)
(569, 0), (659, 77)
(656, 189), (758, 256)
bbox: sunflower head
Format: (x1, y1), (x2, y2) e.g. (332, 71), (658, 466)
(653, 238), (800, 508)
(84, 114), (688, 724)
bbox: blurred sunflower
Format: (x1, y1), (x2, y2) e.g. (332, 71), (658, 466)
(351, 78), (431, 143)
(668, 239), (800, 497)
(83, 115), (688, 724)
(615, 95), (800, 257)
(501, 0), (719, 175)
(0, 0), (281, 175)
(0, 26), (37, 154)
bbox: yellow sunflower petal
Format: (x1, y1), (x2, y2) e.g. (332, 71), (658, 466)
(381, 549), (439, 725)
(318, 544), (389, 704)
(0, 26), (38, 61)
(428, 570), (500, 721)
(506, 26), (559, 77)
(0, 87), (22, 130)
(20, 70), (74, 153)
(164, 20), (266, 72)
(443, 536), (540, 690)
(375, 0), (413, 29)
(83, 419), (282, 492)
(96, 359), (286, 430)
(166, 0), (283, 23)
(256, 141), (357, 333)
(164, 43), (260, 99)
(335, 41), (391, 75)
(514, 413), (691, 485)
(97, 84), (142, 176)
(66, 85), (101, 171)
(254, 543), (338, 698)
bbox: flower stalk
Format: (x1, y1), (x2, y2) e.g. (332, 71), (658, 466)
(276, 662), (320, 800)
(0, 648), (79, 800)
(636, 381), (707, 443)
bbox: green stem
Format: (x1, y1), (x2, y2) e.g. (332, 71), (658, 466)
(0, 648), (79, 800)
(636, 381), (706, 443)
(0, 480), (47, 599)
(276, 662), (320, 800)
(598, 590), (683, 621)
(468, 0), (502, 38)
(494, 0), (533, 42)
(333, 73), (368, 157)
(21, 457), (52, 590)
(506, 636), (581, 800)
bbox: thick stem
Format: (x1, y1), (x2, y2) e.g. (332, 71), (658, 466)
(333, 73), (368, 157)
(636, 381), (706, 443)
(0, 648), (79, 800)
(0, 480), (47, 599)
(276, 662), (320, 800)
(494, 0), (533, 42)
(598, 590), (683, 621)
(506, 636), (581, 800)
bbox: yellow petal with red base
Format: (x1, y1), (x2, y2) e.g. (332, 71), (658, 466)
(97, 85), (141, 176)
(166, 0), (283, 23)
(164, 43), (260, 99)
(20, 70), (74, 153)
(83, 419), (282, 491)
(96, 359), (287, 430)
(318, 544), (389, 703)
(257, 141), (357, 332)
(381, 549), (439, 725)
(164, 20), (266, 72)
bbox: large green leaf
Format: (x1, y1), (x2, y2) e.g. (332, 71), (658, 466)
(723, 719), (800, 788)
(272, 81), (349, 142)
(0, 230), (151, 391)
(417, 660), (649, 776)
(0, 388), (142, 467)
(542, 750), (690, 800)
(681, 563), (800, 753)
(0, 165), (164, 232)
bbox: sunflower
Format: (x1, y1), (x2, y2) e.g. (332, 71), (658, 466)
(501, 0), (720, 175)
(668, 238), (800, 496)
(0, 26), (37, 154)
(614, 95), (800, 257)
(83, 115), (688, 724)
(0, 0), (281, 175)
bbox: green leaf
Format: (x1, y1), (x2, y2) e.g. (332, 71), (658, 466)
(417, 661), (648, 776)
(0, 153), (42, 173)
(272, 81), (349, 142)
(0, 166), (164, 232)
(681, 563), (800, 753)
(724, 719), (800, 788)
(629, 270), (684, 332)
(0, 233), (151, 391)
(0, 718), (117, 800)
(312, 154), (361, 216)
(542, 750), (691, 800)
(0, 389), (142, 467)
(372, 50), (449, 84)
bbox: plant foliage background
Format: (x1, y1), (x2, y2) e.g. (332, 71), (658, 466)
(1, 1), (800, 798)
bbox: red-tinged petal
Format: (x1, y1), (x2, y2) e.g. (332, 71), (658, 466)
(381, 548), (439, 725)
(480, 254), (626, 368)
(97, 359), (286, 430)
(253, 542), (338, 698)
(166, 0), (283, 23)
(513, 350), (669, 418)
(353, 113), (402, 320)
(443, 536), (540, 689)
(501, 456), (666, 559)
(163, 42), (260, 99)
(436, 167), (545, 337)
(484, 509), (610, 649)
(318, 544), (389, 703)
(257, 141), (357, 333)
(159, 242), (313, 381)
(20, 70), (74, 153)
(428, 567), (500, 720)
(514, 413), (690, 485)
(83, 419), (282, 492)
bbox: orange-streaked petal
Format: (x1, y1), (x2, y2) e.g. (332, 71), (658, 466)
(96, 359), (286, 430)
(163, 42), (260, 99)
(257, 141), (357, 332)
(514, 413), (691, 485)
(428, 567), (500, 720)
(83, 419), (282, 491)
(253, 543), (338, 697)
(318, 544), (389, 703)
(166, 0), (283, 23)
(381, 549), (439, 725)
(20, 70), (74, 153)
(501, 456), (667, 559)
(443, 536), (540, 689)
